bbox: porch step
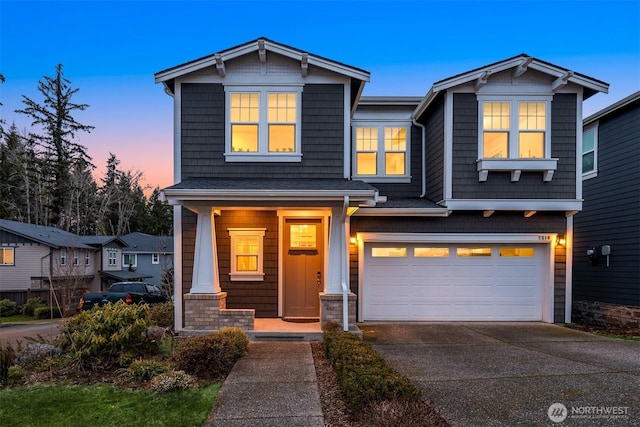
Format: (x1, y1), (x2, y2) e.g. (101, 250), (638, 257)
(247, 331), (324, 342)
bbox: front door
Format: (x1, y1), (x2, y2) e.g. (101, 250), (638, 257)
(283, 218), (323, 319)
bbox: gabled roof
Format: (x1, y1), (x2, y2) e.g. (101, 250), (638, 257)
(414, 54), (609, 118)
(120, 232), (174, 254)
(0, 219), (93, 249)
(584, 90), (640, 126)
(154, 37), (370, 88)
(80, 236), (128, 248)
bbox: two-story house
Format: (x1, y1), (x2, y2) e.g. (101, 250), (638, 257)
(155, 38), (608, 332)
(120, 232), (174, 288)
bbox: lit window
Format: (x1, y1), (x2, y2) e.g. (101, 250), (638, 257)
(354, 125), (409, 179)
(482, 101), (547, 159)
(152, 253), (160, 265)
(228, 228), (266, 281)
(226, 87), (302, 162)
(499, 248), (535, 257)
(371, 247), (407, 257)
(414, 247), (449, 257)
(456, 248), (492, 257)
(290, 224), (317, 249)
(123, 254), (137, 268)
(582, 125), (597, 177)
(0, 247), (15, 266)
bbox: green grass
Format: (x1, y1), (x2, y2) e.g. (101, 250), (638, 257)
(0, 383), (221, 427)
(0, 315), (33, 323)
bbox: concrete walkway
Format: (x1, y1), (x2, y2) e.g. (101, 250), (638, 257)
(206, 342), (324, 427)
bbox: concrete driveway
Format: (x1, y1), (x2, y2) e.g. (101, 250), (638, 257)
(360, 322), (640, 426)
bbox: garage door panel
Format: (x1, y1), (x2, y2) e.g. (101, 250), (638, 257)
(363, 242), (546, 321)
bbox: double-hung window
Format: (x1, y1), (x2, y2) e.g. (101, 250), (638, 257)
(108, 250), (117, 267)
(225, 86), (302, 162)
(123, 254), (137, 268)
(353, 124), (409, 181)
(477, 96), (557, 182)
(0, 247), (15, 266)
(582, 124), (598, 179)
(60, 249), (67, 266)
(227, 228), (266, 281)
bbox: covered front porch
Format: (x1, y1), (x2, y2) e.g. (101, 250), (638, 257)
(161, 178), (383, 334)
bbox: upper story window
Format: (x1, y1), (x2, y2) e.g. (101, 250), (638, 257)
(60, 249), (67, 266)
(582, 124), (598, 179)
(477, 96), (557, 182)
(85, 251), (91, 266)
(152, 253), (160, 265)
(108, 249), (117, 266)
(227, 228), (266, 281)
(123, 254), (137, 268)
(353, 124), (409, 182)
(225, 86), (303, 162)
(0, 247), (15, 266)
(73, 251), (80, 266)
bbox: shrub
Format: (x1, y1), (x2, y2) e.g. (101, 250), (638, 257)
(149, 302), (174, 329)
(0, 299), (18, 317)
(174, 328), (249, 381)
(57, 301), (152, 368)
(7, 365), (24, 385)
(124, 359), (168, 381)
(323, 330), (420, 416)
(0, 343), (15, 385)
(33, 306), (63, 320)
(15, 343), (61, 369)
(22, 297), (48, 316)
(150, 369), (197, 392)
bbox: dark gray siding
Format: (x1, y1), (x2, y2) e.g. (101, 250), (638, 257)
(573, 100), (640, 306)
(351, 212), (567, 322)
(423, 92), (445, 203)
(180, 83), (345, 180)
(368, 125), (423, 198)
(451, 93), (577, 199)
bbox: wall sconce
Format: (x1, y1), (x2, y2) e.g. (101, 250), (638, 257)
(349, 237), (357, 245)
(556, 235), (566, 246)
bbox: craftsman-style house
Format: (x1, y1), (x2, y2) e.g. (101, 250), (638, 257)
(155, 38), (608, 332)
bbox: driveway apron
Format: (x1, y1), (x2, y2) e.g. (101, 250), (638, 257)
(362, 322), (640, 426)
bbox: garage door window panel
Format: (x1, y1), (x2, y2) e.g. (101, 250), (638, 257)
(414, 247), (449, 257)
(500, 247), (535, 257)
(456, 248), (492, 257)
(372, 247), (407, 257)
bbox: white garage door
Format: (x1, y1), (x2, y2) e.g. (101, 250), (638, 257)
(363, 243), (545, 321)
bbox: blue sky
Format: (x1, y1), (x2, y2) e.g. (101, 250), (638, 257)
(1, 0), (639, 191)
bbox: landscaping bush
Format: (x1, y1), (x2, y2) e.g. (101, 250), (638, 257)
(150, 369), (197, 392)
(0, 299), (18, 317)
(22, 297), (48, 316)
(174, 328), (249, 381)
(149, 301), (174, 329)
(322, 330), (420, 416)
(15, 343), (61, 369)
(33, 306), (63, 320)
(0, 343), (15, 385)
(57, 301), (153, 368)
(123, 359), (168, 381)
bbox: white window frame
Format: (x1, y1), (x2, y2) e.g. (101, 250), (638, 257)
(152, 253), (160, 265)
(123, 253), (137, 268)
(85, 251), (91, 266)
(73, 251), (79, 266)
(224, 85), (303, 163)
(227, 228), (266, 281)
(0, 247), (15, 266)
(476, 95), (557, 182)
(352, 122), (411, 183)
(60, 249), (67, 266)
(108, 249), (117, 267)
(582, 124), (598, 180)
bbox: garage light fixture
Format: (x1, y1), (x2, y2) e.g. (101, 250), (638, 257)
(556, 235), (566, 247)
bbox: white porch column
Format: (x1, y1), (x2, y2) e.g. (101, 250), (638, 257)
(190, 208), (221, 294)
(326, 202), (348, 294)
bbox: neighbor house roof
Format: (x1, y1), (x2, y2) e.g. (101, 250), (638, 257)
(99, 270), (153, 281)
(414, 53), (610, 119)
(80, 236), (128, 248)
(0, 219), (93, 249)
(583, 90), (640, 126)
(121, 232), (174, 254)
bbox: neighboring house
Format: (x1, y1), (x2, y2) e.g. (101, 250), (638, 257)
(572, 91), (640, 327)
(120, 232), (174, 288)
(79, 235), (151, 292)
(0, 219), (95, 304)
(155, 38), (608, 332)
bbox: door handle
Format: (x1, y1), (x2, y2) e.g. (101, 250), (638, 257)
(317, 271), (321, 286)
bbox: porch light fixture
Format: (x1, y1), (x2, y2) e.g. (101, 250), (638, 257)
(350, 237), (357, 245)
(556, 235), (566, 246)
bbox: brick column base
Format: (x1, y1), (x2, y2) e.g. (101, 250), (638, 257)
(573, 300), (640, 328)
(183, 292), (255, 332)
(320, 292), (357, 330)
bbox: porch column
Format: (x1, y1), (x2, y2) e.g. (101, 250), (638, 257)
(326, 204), (347, 294)
(190, 208), (221, 294)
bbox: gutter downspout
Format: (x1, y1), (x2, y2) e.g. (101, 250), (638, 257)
(412, 118), (427, 198)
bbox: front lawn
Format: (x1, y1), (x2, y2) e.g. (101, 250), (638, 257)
(0, 383), (221, 427)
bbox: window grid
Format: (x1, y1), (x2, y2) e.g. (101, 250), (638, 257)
(582, 125), (597, 174)
(108, 250), (117, 266)
(355, 126), (408, 177)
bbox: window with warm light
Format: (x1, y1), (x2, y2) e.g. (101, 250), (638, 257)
(0, 247), (15, 266)
(371, 247), (407, 257)
(499, 247), (535, 257)
(482, 101), (547, 159)
(354, 125), (409, 180)
(456, 247), (492, 257)
(228, 228), (266, 281)
(414, 247), (450, 257)
(289, 224), (316, 249)
(226, 87), (302, 162)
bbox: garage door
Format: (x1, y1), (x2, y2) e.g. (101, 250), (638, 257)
(362, 243), (545, 321)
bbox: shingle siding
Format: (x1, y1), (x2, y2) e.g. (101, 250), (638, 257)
(180, 83), (345, 180)
(573, 100), (640, 306)
(424, 92), (445, 202)
(451, 93), (577, 199)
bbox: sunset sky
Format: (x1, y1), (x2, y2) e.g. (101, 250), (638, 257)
(1, 0), (638, 193)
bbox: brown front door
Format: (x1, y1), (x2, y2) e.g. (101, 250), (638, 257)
(283, 218), (323, 319)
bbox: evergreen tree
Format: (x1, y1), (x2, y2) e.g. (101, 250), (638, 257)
(15, 64), (94, 229)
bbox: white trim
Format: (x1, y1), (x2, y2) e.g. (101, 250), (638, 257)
(353, 208), (451, 217)
(581, 122), (599, 181)
(277, 210), (331, 317)
(174, 82), (181, 183)
(122, 253), (137, 268)
(173, 206), (183, 331)
(351, 122), (411, 181)
(443, 199), (582, 211)
(356, 232), (556, 323)
(476, 158), (558, 182)
(227, 228), (266, 282)
(444, 91), (454, 200)
(162, 188), (380, 204)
